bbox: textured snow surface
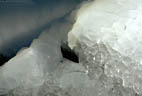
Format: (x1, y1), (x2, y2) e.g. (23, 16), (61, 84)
(68, 0), (142, 95)
(0, 19), (72, 90)
(1, 0), (142, 96)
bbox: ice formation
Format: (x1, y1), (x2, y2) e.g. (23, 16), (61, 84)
(0, 0), (142, 96)
(69, 0), (142, 95)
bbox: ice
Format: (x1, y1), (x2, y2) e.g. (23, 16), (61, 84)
(1, 0), (142, 95)
(68, 0), (142, 95)
(0, 17), (75, 95)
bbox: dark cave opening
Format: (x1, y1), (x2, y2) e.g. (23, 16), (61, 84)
(0, 54), (15, 66)
(61, 42), (79, 63)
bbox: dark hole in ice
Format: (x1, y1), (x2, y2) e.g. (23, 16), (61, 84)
(61, 42), (79, 63)
(0, 54), (15, 66)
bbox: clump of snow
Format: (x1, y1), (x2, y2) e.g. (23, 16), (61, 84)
(68, 0), (142, 95)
